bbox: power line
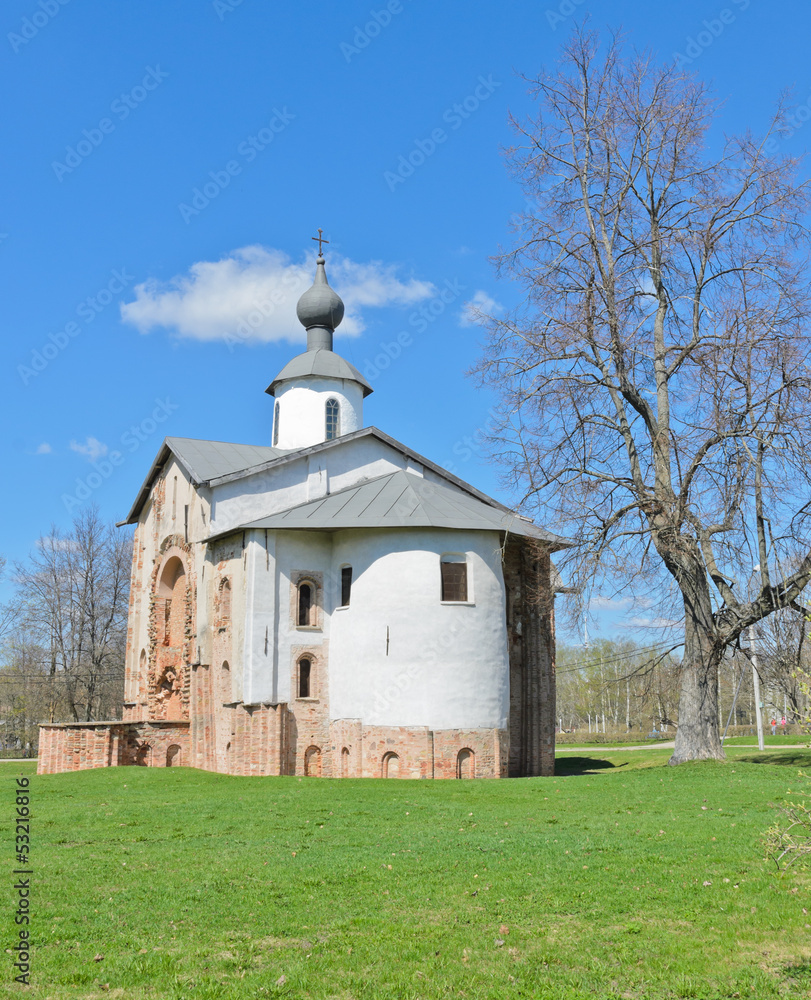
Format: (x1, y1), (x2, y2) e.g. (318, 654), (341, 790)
(556, 640), (683, 674)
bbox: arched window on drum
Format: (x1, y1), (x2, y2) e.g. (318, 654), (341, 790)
(325, 398), (340, 441)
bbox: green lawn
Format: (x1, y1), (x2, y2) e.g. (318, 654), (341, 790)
(722, 734), (810, 747)
(4, 752), (810, 1000)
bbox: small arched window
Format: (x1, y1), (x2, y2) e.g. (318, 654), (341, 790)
(220, 660), (231, 705)
(340, 566), (352, 607)
(298, 657), (312, 698)
(138, 649), (147, 702)
(219, 579), (231, 621)
(273, 400), (280, 446)
(298, 581), (315, 627)
(325, 398), (340, 440)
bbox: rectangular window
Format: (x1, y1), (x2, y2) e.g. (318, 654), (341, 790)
(441, 561), (468, 602)
(341, 567), (352, 607)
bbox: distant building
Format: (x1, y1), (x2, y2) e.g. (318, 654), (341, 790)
(39, 251), (565, 778)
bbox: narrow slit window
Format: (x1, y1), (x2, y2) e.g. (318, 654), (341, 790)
(341, 566), (352, 607)
(163, 600), (172, 645)
(220, 579), (231, 621)
(273, 400), (280, 446)
(298, 582), (313, 626)
(325, 398), (340, 440)
(440, 559), (468, 602)
(299, 658), (311, 698)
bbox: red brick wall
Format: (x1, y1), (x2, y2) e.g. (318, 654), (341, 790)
(289, 642), (331, 777)
(37, 722), (190, 774)
(40, 717), (513, 780)
(504, 538), (556, 777)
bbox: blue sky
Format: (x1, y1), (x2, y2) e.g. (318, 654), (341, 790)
(3, 0), (810, 640)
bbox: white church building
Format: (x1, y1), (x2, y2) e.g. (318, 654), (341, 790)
(38, 251), (565, 779)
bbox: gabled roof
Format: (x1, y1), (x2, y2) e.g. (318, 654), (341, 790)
(122, 427), (507, 525)
(120, 427), (569, 550)
(207, 469), (569, 547)
(166, 437), (289, 482)
(120, 437), (290, 525)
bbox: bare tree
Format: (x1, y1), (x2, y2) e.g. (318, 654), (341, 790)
(0, 556), (19, 645)
(14, 508), (131, 722)
(0, 632), (56, 749)
(557, 638), (681, 734)
(755, 606), (809, 722)
(476, 28), (811, 763)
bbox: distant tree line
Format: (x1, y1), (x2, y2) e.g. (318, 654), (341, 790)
(556, 628), (810, 737)
(0, 508), (131, 751)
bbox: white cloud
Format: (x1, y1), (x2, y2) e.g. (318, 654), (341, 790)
(35, 442), (52, 455)
(120, 245), (435, 345)
(459, 289), (502, 327)
(591, 596), (633, 610)
(70, 437), (108, 462)
(626, 616), (680, 629)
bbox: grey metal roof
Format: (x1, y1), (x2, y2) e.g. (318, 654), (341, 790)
(165, 437), (287, 482)
(120, 427), (570, 550)
(120, 437), (289, 525)
(202, 427), (513, 512)
(209, 469), (569, 547)
(266, 349), (374, 397)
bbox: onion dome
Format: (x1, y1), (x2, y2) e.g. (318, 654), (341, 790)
(296, 256), (344, 349)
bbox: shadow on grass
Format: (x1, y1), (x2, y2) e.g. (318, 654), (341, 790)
(736, 751), (811, 767)
(555, 756), (627, 776)
(784, 962), (811, 982)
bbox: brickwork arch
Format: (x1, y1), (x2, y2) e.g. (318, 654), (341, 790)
(304, 745), (322, 776)
(457, 748), (475, 779)
(166, 744), (182, 766)
(382, 751), (400, 778)
(148, 541), (194, 722)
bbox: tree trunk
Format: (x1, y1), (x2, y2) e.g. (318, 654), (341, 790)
(669, 600), (725, 764)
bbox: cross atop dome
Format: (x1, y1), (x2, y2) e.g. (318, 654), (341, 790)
(311, 227), (329, 256)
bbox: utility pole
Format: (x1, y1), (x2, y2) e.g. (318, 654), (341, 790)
(749, 623), (765, 751)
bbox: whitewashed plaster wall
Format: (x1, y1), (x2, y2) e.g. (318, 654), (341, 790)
(328, 527), (509, 731)
(273, 376), (364, 450)
(205, 435), (487, 541)
(237, 524), (510, 730)
(242, 530), (333, 705)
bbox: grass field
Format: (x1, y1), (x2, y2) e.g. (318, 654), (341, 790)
(4, 749), (811, 1000)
